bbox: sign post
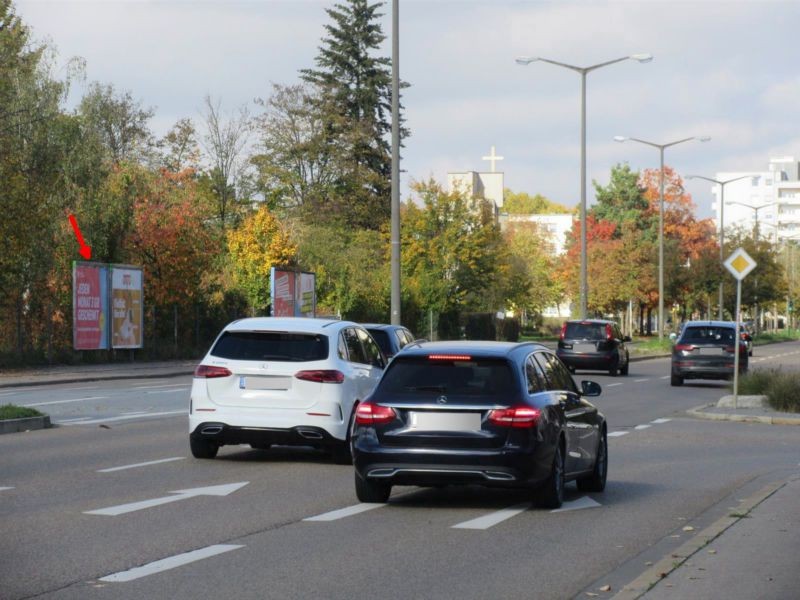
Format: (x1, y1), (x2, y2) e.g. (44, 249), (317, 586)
(723, 247), (757, 409)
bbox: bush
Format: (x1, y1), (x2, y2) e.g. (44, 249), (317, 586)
(0, 404), (45, 420)
(497, 317), (521, 342)
(737, 368), (800, 413)
(464, 313), (496, 340)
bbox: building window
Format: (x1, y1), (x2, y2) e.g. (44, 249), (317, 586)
(751, 176), (760, 186)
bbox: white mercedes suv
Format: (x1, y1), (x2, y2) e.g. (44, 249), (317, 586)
(189, 317), (386, 463)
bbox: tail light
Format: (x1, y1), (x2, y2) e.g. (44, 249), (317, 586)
(674, 344), (694, 352)
(295, 370), (345, 384)
(605, 324), (614, 341)
(428, 354), (472, 361)
(559, 322), (567, 341)
(354, 402), (396, 425)
(194, 365), (232, 378)
(488, 406), (541, 428)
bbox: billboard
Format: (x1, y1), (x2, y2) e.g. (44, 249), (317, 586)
(270, 268), (316, 318)
(111, 266), (143, 348)
(73, 262), (109, 350)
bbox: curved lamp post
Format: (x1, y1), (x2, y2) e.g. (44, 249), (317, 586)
(614, 135), (711, 339)
(686, 174), (751, 319)
(515, 53), (652, 319)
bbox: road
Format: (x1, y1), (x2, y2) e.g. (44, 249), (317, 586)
(1, 342), (799, 600)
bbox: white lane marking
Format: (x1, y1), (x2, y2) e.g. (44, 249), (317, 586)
(99, 544), (244, 582)
(97, 457), (185, 473)
(146, 388), (190, 395)
(550, 496), (602, 513)
(84, 482), (249, 516)
(131, 383), (186, 390)
(634, 378), (649, 383)
(651, 418), (672, 424)
(452, 502), (532, 530)
(606, 383), (624, 387)
(60, 410), (186, 425)
(0, 486), (15, 491)
(22, 396), (109, 407)
(304, 502), (387, 522)
(634, 424), (652, 430)
(55, 417), (92, 423)
(660, 375), (670, 380)
(608, 431), (629, 437)
(121, 411), (148, 416)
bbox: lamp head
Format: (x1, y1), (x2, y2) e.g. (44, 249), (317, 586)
(613, 136), (628, 142)
(515, 56), (537, 65)
(697, 136), (712, 142)
(630, 53), (653, 63)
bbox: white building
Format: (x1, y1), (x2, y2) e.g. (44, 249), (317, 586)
(710, 157), (800, 243)
(447, 171), (505, 212)
(498, 213), (574, 255)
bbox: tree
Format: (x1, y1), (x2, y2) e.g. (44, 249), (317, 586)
(159, 117), (201, 173)
(299, 0), (407, 230)
(503, 190), (571, 215)
(591, 163), (651, 236)
(226, 204), (297, 314)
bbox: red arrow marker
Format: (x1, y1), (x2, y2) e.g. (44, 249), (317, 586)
(68, 214), (92, 260)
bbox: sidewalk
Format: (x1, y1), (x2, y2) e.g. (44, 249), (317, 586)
(0, 359), (197, 388)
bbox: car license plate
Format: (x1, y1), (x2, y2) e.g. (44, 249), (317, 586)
(239, 376), (292, 390)
(575, 342), (596, 353)
(408, 411), (481, 431)
(697, 348), (724, 356)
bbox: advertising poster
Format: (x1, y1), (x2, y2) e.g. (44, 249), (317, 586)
(73, 262), (109, 350)
(297, 272), (316, 317)
(270, 267), (295, 317)
(111, 266), (143, 349)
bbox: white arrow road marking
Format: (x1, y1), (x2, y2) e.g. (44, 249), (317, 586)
(651, 418), (672, 424)
(304, 502), (387, 522)
(608, 431), (629, 437)
(22, 396), (109, 407)
(97, 457), (185, 473)
(99, 544), (244, 582)
(550, 496), (602, 513)
(61, 410), (186, 425)
(84, 482), (248, 516)
(452, 502), (532, 530)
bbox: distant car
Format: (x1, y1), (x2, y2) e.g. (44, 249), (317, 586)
(351, 341), (607, 509)
(189, 317), (385, 463)
(739, 323), (754, 357)
(361, 323), (416, 359)
(670, 320), (748, 386)
(556, 319), (631, 376)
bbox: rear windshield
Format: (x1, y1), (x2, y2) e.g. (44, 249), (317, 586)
(680, 326), (736, 345)
(378, 357), (515, 399)
(565, 322), (606, 341)
(366, 329), (392, 356)
(210, 331), (329, 362)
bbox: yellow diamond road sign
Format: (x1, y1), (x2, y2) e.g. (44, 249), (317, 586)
(724, 247), (757, 281)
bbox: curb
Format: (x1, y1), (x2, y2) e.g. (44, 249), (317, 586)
(611, 478), (788, 600)
(687, 403), (800, 426)
(0, 415), (52, 434)
(0, 369), (196, 389)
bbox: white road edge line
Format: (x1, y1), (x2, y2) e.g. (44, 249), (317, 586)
(452, 502), (532, 530)
(304, 502), (387, 522)
(97, 457), (186, 473)
(146, 388), (190, 395)
(608, 431), (629, 437)
(131, 383), (187, 390)
(99, 544), (244, 582)
(22, 396), (109, 407)
(60, 410), (186, 425)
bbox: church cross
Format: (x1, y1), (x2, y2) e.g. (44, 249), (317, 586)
(481, 145), (504, 173)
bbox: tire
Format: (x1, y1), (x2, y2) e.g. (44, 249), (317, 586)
(608, 360), (619, 377)
(355, 472), (391, 503)
(190, 436), (219, 459)
(670, 373), (683, 387)
(577, 430), (607, 493)
(620, 355), (629, 376)
(535, 442), (565, 509)
(332, 403), (357, 465)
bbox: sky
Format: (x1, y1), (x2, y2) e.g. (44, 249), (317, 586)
(13, 0), (800, 220)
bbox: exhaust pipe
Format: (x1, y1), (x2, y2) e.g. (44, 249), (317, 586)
(297, 428), (324, 440)
(200, 425), (223, 435)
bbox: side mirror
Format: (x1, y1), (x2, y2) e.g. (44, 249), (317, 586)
(580, 380), (602, 397)
(623, 335), (632, 342)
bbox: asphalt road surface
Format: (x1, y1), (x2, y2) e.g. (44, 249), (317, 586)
(2, 342), (799, 600)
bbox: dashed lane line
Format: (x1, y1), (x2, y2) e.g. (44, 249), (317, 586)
(97, 457), (185, 473)
(651, 418), (672, 424)
(22, 396), (109, 407)
(633, 379), (649, 383)
(0, 487), (15, 492)
(608, 431), (630, 437)
(606, 383), (624, 387)
(451, 502), (532, 530)
(98, 544), (244, 583)
(634, 424), (652, 430)
(303, 502), (387, 522)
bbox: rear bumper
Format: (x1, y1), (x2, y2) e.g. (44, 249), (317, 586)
(671, 361), (747, 380)
(556, 349), (617, 370)
(190, 422), (343, 448)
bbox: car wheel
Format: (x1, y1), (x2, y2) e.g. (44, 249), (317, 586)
(620, 355), (629, 376)
(670, 373), (683, 387)
(535, 442), (564, 509)
(608, 360), (619, 377)
(577, 430), (607, 493)
(332, 403), (357, 465)
(354, 472), (391, 503)
(190, 436), (219, 459)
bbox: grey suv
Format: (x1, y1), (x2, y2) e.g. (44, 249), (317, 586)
(556, 319), (630, 376)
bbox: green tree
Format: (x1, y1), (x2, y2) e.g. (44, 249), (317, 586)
(299, 0), (407, 230)
(503, 190), (571, 215)
(591, 163), (651, 237)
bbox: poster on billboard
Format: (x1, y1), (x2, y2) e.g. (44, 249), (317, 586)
(270, 268), (316, 318)
(73, 262), (109, 350)
(111, 266), (144, 348)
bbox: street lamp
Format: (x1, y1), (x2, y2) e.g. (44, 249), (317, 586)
(614, 135), (711, 339)
(516, 53), (652, 319)
(686, 174), (751, 319)
(728, 201), (776, 241)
